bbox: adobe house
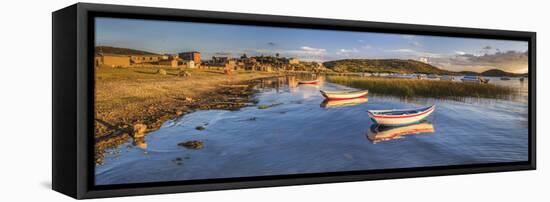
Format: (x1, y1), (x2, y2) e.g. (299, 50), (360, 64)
(287, 58), (300, 65)
(181, 60), (195, 69)
(225, 60), (237, 70)
(210, 56), (228, 66)
(130, 55), (163, 64)
(95, 54), (131, 67)
(178, 51), (201, 65)
(158, 59), (179, 68)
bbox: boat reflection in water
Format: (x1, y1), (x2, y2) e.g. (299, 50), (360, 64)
(366, 121), (435, 143)
(297, 74), (324, 87)
(320, 97), (368, 108)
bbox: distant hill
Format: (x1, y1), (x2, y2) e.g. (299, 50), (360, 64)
(459, 71), (480, 76)
(480, 69), (524, 77)
(323, 59), (453, 74)
(95, 46), (159, 55)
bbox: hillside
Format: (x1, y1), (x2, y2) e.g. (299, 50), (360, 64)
(459, 71), (480, 75)
(480, 69), (524, 77)
(95, 46), (159, 55)
(323, 59), (453, 74)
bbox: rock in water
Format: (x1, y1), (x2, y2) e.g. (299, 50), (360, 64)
(178, 140), (204, 150)
(132, 123), (147, 138)
(195, 125), (206, 131)
(157, 69), (167, 75)
(132, 137), (147, 150)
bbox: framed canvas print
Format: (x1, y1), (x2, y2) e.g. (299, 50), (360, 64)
(52, 3), (536, 199)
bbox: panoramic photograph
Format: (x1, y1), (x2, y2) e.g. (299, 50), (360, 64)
(93, 17), (529, 185)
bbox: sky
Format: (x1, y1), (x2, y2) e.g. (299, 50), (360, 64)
(96, 17), (529, 73)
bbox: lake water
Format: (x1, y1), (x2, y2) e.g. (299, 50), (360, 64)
(95, 76), (529, 185)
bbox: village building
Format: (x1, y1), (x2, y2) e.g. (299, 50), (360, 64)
(158, 59), (179, 68)
(225, 60), (237, 70)
(288, 58), (300, 65)
(178, 51), (201, 65)
(130, 55), (163, 64)
(211, 56), (229, 65)
(95, 54), (131, 67)
(181, 60), (195, 69)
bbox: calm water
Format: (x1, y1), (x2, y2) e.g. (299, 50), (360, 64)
(95, 76), (529, 185)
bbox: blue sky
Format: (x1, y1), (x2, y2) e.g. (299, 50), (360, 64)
(96, 17), (528, 73)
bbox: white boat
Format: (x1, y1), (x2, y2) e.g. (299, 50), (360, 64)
(320, 90), (368, 100)
(320, 97), (368, 108)
(427, 74), (439, 79)
(389, 74), (417, 79)
(461, 75), (489, 83)
(298, 79), (320, 85)
(367, 121), (435, 143)
(440, 75), (454, 81)
(367, 105), (435, 126)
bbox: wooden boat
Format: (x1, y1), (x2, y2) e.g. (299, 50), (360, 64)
(388, 74), (417, 79)
(367, 105), (435, 126)
(367, 121), (434, 143)
(320, 90), (368, 100)
(320, 97), (368, 108)
(440, 75), (454, 81)
(461, 75), (489, 83)
(297, 80), (320, 85)
(427, 74), (439, 79)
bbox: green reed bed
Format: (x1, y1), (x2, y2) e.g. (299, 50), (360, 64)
(327, 76), (513, 99)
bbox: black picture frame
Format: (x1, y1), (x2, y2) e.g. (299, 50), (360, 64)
(52, 3), (536, 199)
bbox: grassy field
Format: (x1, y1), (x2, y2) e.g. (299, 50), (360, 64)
(95, 67), (274, 116)
(94, 66), (277, 164)
(327, 76), (514, 99)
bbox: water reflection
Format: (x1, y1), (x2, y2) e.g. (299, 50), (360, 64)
(255, 75), (326, 92)
(132, 137), (148, 150)
(96, 74), (528, 185)
(320, 97), (368, 108)
(366, 121), (435, 143)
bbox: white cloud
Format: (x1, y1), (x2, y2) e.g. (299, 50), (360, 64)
(387, 48), (442, 58)
(336, 48), (360, 56)
(390, 48), (414, 53)
(300, 46), (326, 54)
(455, 51), (466, 55)
(338, 48), (359, 53)
(429, 51), (528, 73)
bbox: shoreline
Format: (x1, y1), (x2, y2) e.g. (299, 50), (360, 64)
(94, 67), (280, 164)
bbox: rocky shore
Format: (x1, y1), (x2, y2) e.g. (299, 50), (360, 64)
(94, 67), (277, 164)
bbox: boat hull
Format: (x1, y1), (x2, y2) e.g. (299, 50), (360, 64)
(461, 77), (489, 83)
(298, 80), (319, 85)
(368, 105), (435, 126)
(320, 90), (368, 100)
(461, 78), (480, 83)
